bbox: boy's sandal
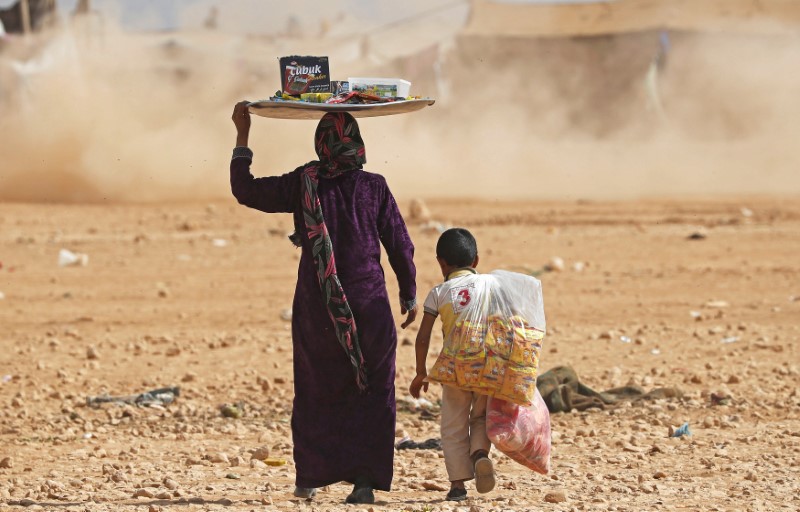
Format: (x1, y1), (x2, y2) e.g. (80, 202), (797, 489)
(474, 457), (496, 494)
(446, 487), (468, 501)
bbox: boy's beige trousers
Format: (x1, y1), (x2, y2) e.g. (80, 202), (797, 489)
(440, 384), (492, 481)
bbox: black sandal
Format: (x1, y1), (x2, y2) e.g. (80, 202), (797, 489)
(345, 486), (375, 504)
(446, 487), (467, 501)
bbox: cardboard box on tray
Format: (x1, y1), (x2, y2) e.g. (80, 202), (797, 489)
(279, 56), (331, 95)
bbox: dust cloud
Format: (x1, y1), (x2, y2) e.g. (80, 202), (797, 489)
(1, 12), (799, 203)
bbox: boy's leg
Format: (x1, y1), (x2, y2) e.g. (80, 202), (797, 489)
(440, 385), (476, 483)
(468, 393), (491, 456)
(468, 393), (495, 494)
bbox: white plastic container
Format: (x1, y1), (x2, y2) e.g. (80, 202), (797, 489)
(348, 77), (411, 98)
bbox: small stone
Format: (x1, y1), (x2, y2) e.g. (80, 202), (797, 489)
(250, 459), (267, 469)
(653, 471), (667, 479)
(86, 346), (100, 360)
(544, 491), (567, 503)
(149, 505), (161, 512)
(408, 198), (432, 222)
(134, 488), (156, 498)
(545, 256), (565, 272)
(727, 375), (741, 384)
(225, 473), (240, 480)
(251, 446), (270, 460)
(744, 471), (758, 482)
(230, 455), (245, 467)
(155, 491), (172, 500)
(279, 309), (292, 321)
(209, 453), (229, 464)
(421, 481), (448, 491)
(0, 457), (12, 469)
(163, 478), (179, 490)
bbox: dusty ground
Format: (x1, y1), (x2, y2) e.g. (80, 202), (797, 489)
(1, 196), (799, 511)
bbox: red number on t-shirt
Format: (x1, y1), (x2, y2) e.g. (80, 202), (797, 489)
(457, 289), (471, 307)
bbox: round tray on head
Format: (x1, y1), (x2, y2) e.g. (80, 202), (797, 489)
(248, 98), (435, 120)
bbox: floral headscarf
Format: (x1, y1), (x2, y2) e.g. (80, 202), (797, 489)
(292, 112), (368, 392)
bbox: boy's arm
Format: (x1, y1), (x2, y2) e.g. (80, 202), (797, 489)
(409, 312), (437, 398)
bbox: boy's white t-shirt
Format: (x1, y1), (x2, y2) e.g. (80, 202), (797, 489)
(423, 268), (484, 346)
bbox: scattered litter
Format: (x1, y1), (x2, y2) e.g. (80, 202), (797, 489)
(651, 348), (661, 355)
(0, 291), (5, 300)
(212, 238), (228, 247)
(740, 207), (753, 218)
(704, 300), (729, 309)
(82, 433), (93, 440)
(58, 249), (88, 267)
(620, 336), (632, 343)
(687, 232), (707, 240)
(395, 436), (442, 450)
(721, 336), (739, 344)
(220, 402), (244, 418)
(671, 422), (691, 438)
(690, 310), (702, 320)
(572, 261), (586, 272)
(710, 392), (732, 406)
(263, 458), (287, 466)
(2, 375), (12, 383)
(86, 386), (180, 408)
(398, 396), (436, 412)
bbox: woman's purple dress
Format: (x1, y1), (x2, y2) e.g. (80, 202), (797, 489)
(231, 154), (416, 491)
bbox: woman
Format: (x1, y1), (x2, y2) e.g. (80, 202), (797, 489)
(229, 101), (418, 504)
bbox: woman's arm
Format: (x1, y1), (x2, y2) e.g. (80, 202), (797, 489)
(229, 101), (298, 213)
(377, 179), (417, 325)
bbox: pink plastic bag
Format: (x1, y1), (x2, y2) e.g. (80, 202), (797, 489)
(486, 388), (551, 474)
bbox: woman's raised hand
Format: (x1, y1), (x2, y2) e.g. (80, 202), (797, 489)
(232, 101), (251, 147)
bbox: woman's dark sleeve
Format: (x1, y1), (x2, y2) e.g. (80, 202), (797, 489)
(230, 147), (299, 213)
(377, 178), (417, 308)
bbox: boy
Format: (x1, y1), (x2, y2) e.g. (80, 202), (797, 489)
(409, 228), (495, 502)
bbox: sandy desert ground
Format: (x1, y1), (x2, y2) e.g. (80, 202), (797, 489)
(1, 196), (799, 511)
(2, 3), (800, 510)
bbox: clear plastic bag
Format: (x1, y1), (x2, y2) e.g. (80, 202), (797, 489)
(486, 389), (551, 474)
(429, 270), (545, 405)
